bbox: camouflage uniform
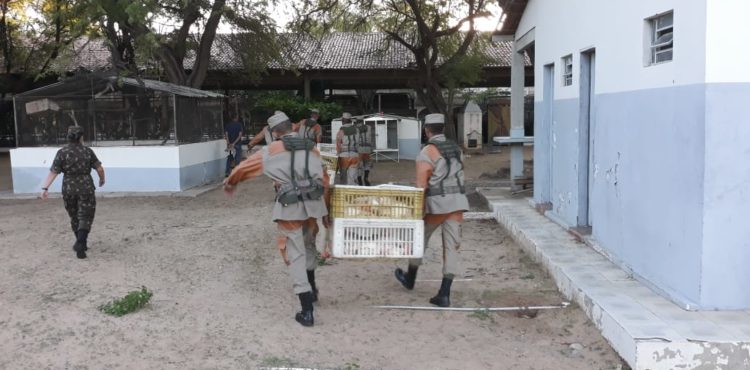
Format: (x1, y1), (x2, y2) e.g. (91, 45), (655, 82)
(355, 121), (374, 185)
(296, 118), (322, 143)
(336, 118), (360, 185)
(51, 143), (101, 232)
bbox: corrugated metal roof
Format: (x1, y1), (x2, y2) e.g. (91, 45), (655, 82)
(18, 73), (224, 98)
(118, 77), (224, 97)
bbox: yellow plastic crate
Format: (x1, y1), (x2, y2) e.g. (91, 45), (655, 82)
(320, 152), (338, 172)
(331, 184), (424, 220)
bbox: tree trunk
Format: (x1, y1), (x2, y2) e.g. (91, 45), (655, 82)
(417, 78), (457, 140)
(186, 0), (226, 88)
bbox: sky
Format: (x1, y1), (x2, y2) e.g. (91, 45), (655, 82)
(21, 0), (505, 35)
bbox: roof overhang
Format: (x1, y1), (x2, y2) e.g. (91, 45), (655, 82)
(493, 0), (529, 38)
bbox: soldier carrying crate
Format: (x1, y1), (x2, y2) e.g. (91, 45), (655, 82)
(394, 113), (469, 307)
(224, 111), (331, 327)
(336, 112), (360, 185)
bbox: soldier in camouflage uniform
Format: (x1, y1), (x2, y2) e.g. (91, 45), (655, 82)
(295, 108), (322, 143)
(336, 112), (360, 185)
(224, 111), (330, 327)
(394, 114), (469, 307)
(41, 126), (106, 259)
(354, 119), (374, 186)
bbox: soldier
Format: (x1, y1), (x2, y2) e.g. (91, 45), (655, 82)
(40, 125), (106, 259)
(295, 108), (322, 143)
(224, 115), (244, 176)
(335, 112), (360, 185)
(354, 118), (374, 186)
(247, 111), (281, 152)
(394, 113), (469, 307)
(224, 112), (330, 327)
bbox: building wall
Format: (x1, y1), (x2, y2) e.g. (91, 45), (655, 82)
(10, 140), (224, 193)
(178, 140), (226, 190)
(518, 0), (732, 308)
(699, 0), (750, 309)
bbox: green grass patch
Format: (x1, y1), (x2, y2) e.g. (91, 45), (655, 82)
(99, 286), (153, 317)
(260, 356), (296, 367)
(468, 309), (492, 321)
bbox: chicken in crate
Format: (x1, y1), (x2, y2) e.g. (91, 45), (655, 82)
(329, 184), (424, 258)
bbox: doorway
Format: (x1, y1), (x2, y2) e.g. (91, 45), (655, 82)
(543, 64), (555, 207)
(578, 50), (596, 228)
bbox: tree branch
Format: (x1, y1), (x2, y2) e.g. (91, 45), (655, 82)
(187, 0), (226, 88)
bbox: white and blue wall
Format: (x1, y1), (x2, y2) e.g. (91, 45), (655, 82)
(10, 140), (226, 193)
(517, 0), (750, 309)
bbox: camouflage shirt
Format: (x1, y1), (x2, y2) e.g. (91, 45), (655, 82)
(51, 143), (102, 195)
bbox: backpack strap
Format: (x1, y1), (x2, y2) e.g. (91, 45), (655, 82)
(427, 140), (465, 196)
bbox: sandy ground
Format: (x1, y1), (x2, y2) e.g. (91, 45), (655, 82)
(0, 151), (625, 370)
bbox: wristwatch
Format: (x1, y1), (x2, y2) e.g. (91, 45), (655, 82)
(41, 187), (48, 191)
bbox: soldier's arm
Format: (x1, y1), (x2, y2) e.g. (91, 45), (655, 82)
(335, 130), (343, 153)
(415, 146), (437, 189)
(96, 166), (105, 187)
(248, 127), (266, 148)
(314, 125), (322, 143)
(225, 149), (264, 188)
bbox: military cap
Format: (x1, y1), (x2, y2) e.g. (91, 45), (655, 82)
(424, 113), (445, 125)
(267, 112), (291, 129)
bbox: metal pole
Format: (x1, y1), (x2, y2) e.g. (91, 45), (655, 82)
(172, 94), (178, 145)
(373, 302), (570, 312)
(91, 79), (97, 146)
(12, 96), (19, 148)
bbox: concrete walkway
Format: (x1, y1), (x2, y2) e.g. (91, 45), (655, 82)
(479, 187), (750, 370)
(0, 182), (221, 200)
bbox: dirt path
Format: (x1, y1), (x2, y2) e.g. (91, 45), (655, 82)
(0, 152), (624, 370)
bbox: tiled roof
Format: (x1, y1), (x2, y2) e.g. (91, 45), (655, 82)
(27, 32), (521, 73)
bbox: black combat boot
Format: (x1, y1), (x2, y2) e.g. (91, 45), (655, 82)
(356, 176), (363, 186)
(73, 229), (89, 259)
(364, 170), (371, 186)
(295, 291), (315, 327)
(429, 277), (453, 307)
(394, 265), (418, 290)
(307, 270), (319, 303)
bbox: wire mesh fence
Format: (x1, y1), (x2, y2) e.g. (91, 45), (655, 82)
(14, 78), (224, 147)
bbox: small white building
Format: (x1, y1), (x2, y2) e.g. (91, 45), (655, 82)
(456, 100), (483, 150)
(330, 113), (422, 161)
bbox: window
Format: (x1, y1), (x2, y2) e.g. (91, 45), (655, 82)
(647, 11), (673, 65)
(562, 55), (573, 86)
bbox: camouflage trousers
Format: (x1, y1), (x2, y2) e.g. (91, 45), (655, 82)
(357, 153), (374, 176)
(63, 193), (96, 232)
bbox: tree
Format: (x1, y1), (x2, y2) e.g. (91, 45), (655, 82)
(0, 0), (90, 81)
(90, 0), (282, 88)
(291, 0), (499, 138)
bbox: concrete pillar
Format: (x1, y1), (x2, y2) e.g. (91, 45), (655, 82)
(304, 77), (311, 101)
(510, 46), (526, 186)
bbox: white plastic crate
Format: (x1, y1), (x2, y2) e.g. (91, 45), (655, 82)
(317, 143), (337, 155)
(332, 218), (424, 258)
